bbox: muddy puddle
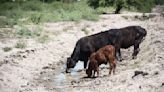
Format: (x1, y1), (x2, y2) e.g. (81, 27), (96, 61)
(53, 62), (85, 88)
(40, 61), (109, 92)
(51, 61), (86, 91)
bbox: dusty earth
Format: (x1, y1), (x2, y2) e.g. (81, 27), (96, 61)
(0, 7), (164, 92)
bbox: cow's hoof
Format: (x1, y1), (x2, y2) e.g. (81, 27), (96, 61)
(66, 69), (71, 73)
(118, 58), (123, 62)
(132, 56), (137, 59)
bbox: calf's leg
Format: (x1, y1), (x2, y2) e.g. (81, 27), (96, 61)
(109, 63), (113, 75)
(96, 67), (99, 77)
(112, 60), (116, 74)
(93, 65), (99, 77)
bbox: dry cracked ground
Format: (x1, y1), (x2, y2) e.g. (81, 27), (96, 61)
(0, 7), (164, 92)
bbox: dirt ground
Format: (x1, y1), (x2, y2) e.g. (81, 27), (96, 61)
(0, 7), (164, 92)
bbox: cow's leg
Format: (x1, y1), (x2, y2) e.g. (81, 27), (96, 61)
(84, 60), (88, 69)
(132, 41), (140, 59)
(83, 56), (89, 69)
(118, 49), (122, 61)
(116, 48), (122, 61)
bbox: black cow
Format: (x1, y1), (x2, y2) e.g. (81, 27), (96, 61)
(110, 26), (147, 60)
(66, 26), (147, 73)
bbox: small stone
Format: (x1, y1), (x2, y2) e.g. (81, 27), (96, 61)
(162, 83), (164, 86)
(154, 71), (159, 75)
(139, 86), (142, 89)
(42, 66), (49, 69)
(71, 80), (77, 85)
(51, 67), (55, 70)
(40, 71), (46, 74)
(31, 50), (35, 52)
(4, 59), (9, 64)
(22, 55), (27, 58)
(0, 78), (4, 81)
(27, 82), (29, 85)
(21, 85), (26, 88)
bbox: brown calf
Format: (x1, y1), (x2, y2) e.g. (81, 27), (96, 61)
(86, 45), (116, 78)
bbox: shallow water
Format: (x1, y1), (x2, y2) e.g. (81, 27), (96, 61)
(53, 61), (84, 89)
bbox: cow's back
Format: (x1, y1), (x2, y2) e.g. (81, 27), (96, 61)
(77, 31), (113, 61)
(78, 31), (112, 52)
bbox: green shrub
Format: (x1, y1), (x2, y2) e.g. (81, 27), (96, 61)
(155, 0), (164, 5)
(29, 12), (43, 24)
(82, 12), (99, 21)
(134, 0), (155, 12)
(95, 7), (115, 14)
(48, 1), (99, 22)
(50, 1), (72, 10)
(0, 0), (99, 27)
(21, 1), (45, 11)
(88, 0), (156, 13)
(41, 12), (62, 22)
(0, 2), (19, 11)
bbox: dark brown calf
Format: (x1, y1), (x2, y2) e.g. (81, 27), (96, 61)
(86, 45), (116, 78)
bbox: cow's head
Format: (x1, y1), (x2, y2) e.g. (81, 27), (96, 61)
(66, 57), (76, 73)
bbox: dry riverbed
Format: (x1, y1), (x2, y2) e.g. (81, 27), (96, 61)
(0, 10), (164, 92)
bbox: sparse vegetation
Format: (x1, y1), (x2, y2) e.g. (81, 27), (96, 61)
(122, 16), (129, 20)
(15, 41), (26, 49)
(122, 13), (157, 21)
(16, 25), (42, 38)
(134, 13), (156, 21)
(2, 47), (12, 52)
(0, 17), (17, 28)
(102, 24), (107, 27)
(37, 34), (50, 43)
(95, 7), (115, 14)
(132, 61), (141, 68)
(81, 27), (89, 35)
(15, 25), (51, 43)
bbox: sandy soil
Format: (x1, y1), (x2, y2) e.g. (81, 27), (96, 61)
(0, 7), (164, 92)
